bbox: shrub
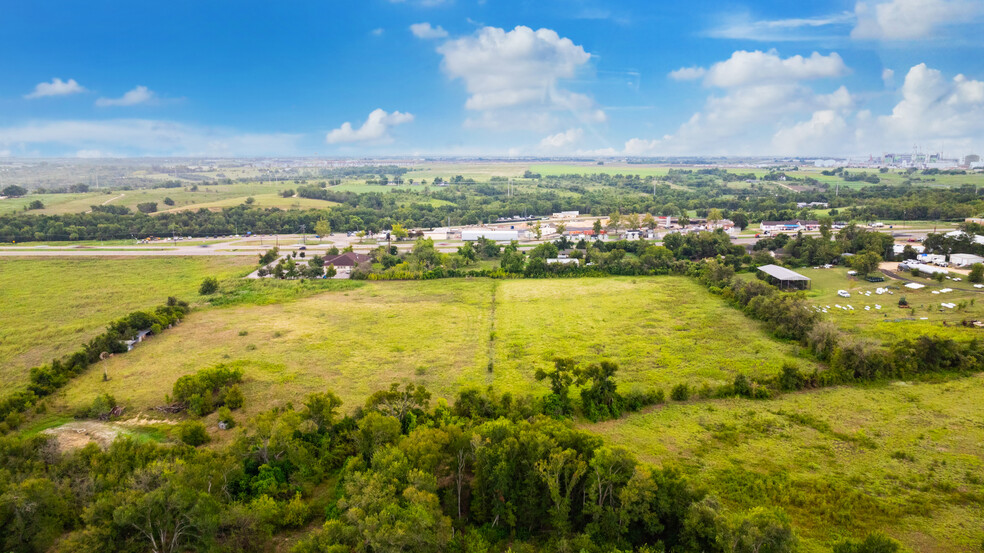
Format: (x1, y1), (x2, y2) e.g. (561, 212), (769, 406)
(282, 492), (310, 528)
(671, 383), (691, 401)
(188, 393), (213, 417)
(76, 393), (117, 419)
(217, 406), (235, 429)
(172, 365), (244, 415)
(970, 263), (984, 283)
(733, 373), (752, 397)
(778, 364), (805, 391)
(199, 277), (219, 295)
(223, 384), (244, 409)
(832, 532), (902, 553)
(177, 420), (210, 446)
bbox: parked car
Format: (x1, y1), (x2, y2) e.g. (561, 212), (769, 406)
(837, 290), (851, 298)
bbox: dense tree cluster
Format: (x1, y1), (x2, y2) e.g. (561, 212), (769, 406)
(0, 382), (822, 553)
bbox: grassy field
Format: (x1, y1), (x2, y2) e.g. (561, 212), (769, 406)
(789, 267), (984, 343)
(52, 276), (814, 420)
(0, 181), (338, 216)
(0, 256), (256, 387)
(587, 375), (984, 553)
(491, 278), (814, 393)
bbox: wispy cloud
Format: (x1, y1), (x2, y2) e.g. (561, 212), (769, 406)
(96, 85), (155, 107)
(704, 11), (854, 41)
(0, 119), (302, 156)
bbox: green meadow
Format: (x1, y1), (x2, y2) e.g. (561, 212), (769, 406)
(0, 256), (256, 387)
(587, 375), (984, 553)
(53, 276), (814, 419)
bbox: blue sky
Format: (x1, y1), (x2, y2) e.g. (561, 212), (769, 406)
(1, 0), (983, 157)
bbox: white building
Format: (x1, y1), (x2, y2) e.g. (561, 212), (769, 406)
(461, 229), (519, 242)
(551, 211), (580, 219)
(950, 253), (984, 267)
(899, 261), (949, 275)
(893, 243), (925, 255)
(423, 227), (451, 240)
(546, 258), (579, 265)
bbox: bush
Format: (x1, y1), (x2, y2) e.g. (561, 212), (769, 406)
(778, 364), (805, 391)
(671, 383), (691, 401)
(76, 393), (117, 419)
(969, 263), (984, 284)
(223, 384), (244, 409)
(832, 532), (901, 553)
(217, 406), (235, 429)
(177, 420), (210, 446)
(199, 277), (219, 295)
(733, 373), (752, 397)
(282, 492), (310, 528)
(172, 365), (244, 415)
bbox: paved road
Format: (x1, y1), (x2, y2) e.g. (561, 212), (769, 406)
(0, 225), (959, 257)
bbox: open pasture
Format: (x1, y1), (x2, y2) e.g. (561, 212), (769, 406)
(793, 266), (984, 343)
(52, 276), (815, 419)
(587, 375), (984, 553)
(0, 256), (256, 387)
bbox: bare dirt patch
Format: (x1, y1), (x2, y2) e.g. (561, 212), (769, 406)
(42, 421), (128, 451)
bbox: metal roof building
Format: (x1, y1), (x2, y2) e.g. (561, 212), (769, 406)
(757, 264), (811, 290)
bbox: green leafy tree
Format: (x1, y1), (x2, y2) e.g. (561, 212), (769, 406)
(534, 357), (577, 416)
(535, 448), (587, 536)
(314, 218), (331, 240)
(2, 185), (27, 197)
(113, 464), (219, 553)
(969, 263), (984, 283)
(849, 250), (882, 277)
(198, 277), (219, 295)
(0, 478), (70, 553)
(303, 390), (342, 433)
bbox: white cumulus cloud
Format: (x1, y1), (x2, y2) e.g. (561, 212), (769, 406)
(700, 50), (848, 88)
(877, 63), (984, 146)
(852, 0), (979, 40)
(410, 22), (448, 39)
(96, 85), (155, 107)
(325, 109), (414, 144)
(436, 25), (600, 130)
(539, 128), (583, 150)
(24, 78), (86, 99)
(656, 49), (853, 155)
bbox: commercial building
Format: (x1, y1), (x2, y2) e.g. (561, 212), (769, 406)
(461, 229), (520, 242)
